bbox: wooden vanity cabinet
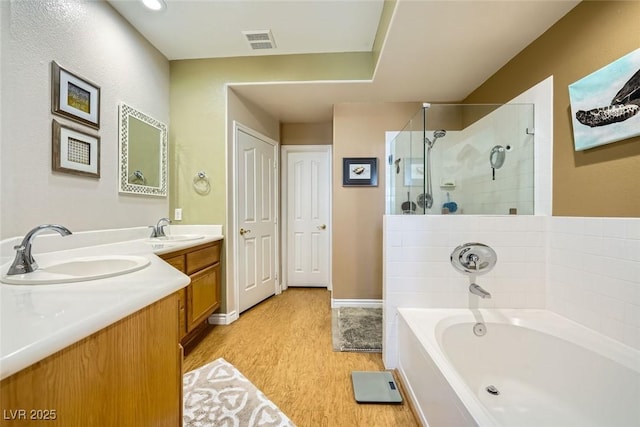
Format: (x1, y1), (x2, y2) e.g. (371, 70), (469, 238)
(160, 239), (222, 346)
(0, 293), (182, 426)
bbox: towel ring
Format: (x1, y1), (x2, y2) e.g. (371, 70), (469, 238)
(193, 171), (210, 195)
(129, 170), (146, 185)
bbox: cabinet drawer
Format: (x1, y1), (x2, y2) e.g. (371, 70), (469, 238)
(186, 242), (220, 275)
(163, 254), (185, 273)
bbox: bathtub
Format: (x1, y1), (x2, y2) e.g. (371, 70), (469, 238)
(396, 308), (640, 427)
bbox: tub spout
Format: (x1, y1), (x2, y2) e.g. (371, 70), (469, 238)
(469, 283), (491, 299)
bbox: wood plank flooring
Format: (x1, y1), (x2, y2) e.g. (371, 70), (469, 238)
(183, 287), (419, 427)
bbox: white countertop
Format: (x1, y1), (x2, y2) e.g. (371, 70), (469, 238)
(0, 225), (223, 380)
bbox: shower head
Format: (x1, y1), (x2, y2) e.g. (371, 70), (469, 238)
(425, 129), (447, 148)
(433, 130), (446, 139)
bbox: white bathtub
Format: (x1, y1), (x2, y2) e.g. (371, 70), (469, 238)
(396, 308), (640, 427)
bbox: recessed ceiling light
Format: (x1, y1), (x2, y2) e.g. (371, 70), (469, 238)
(142, 0), (166, 11)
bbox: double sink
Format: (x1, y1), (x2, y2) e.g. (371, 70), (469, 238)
(1, 233), (204, 285)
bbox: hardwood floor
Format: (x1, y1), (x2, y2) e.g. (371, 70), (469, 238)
(183, 287), (419, 427)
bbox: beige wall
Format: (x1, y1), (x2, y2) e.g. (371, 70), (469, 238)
(332, 102), (421, 299)
(281, 123), (333, 145)
(464, 0), (640, 217)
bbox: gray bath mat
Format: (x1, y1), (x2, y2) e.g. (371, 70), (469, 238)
(332, 307), (382, 352)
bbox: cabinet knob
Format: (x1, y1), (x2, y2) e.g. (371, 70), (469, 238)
(239, 228), (251, 236)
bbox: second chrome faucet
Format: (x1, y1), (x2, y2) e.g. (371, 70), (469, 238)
(150, 217), (171, 238)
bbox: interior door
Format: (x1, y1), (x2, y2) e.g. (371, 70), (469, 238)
(285, 148), (330, 287)
(237, 128), (278, 312)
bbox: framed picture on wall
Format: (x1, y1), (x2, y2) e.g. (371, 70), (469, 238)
(51, 61), (101, 129)
(568, 48), (640, 151)
(52, 120), (100, 178)
(404, 158), (425, 187)
(342, 157), (378, 186)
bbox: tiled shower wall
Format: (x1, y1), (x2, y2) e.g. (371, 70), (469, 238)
(383, 215), (640, 368)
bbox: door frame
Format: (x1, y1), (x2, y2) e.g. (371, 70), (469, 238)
(231, 121), (281, 316)
(280, 144), (332, 291)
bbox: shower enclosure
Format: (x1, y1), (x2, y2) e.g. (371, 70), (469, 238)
(386, 103), (535, 215)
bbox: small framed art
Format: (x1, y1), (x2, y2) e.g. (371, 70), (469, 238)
(404, 158), (425, 187)
(51, 61), (101, 129)
(342, 157), (378, 186)
(52, 120), (100, 178)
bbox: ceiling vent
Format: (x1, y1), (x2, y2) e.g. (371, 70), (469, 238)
(242, 30), (277, 50)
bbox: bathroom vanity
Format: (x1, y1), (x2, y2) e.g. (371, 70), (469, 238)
(1, 292), (183, 426)
(0, 225), (223, 426)
(159, 239), (222, 346)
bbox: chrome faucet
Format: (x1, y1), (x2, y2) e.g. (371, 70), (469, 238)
(150, 217), (171, 238)
(469, 283), (492, 299)
(6, 224), (72, 275)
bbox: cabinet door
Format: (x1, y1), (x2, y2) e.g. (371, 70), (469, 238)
(187, 264), (220, 332)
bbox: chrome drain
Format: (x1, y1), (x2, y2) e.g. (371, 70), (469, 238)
(486, 385), (500, 395)
(473, 322), (486, 337)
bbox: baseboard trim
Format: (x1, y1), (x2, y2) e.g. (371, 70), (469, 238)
(208, 310), (239, 325)
(331, 298), (382, 309)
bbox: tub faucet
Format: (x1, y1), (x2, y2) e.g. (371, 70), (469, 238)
(6, 224), (72, 275)
(469, 283), (491, 299)
(150, 217), (171, 238)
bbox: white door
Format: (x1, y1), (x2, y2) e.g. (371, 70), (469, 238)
(284, 147), (330, 287)
(237, 127), (278, 312)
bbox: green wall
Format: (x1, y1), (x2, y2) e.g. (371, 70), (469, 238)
(169, 53), (373, 225)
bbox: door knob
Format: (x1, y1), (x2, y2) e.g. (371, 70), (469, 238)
(239, 228), (251, 236)
(318, 224), (327, 230)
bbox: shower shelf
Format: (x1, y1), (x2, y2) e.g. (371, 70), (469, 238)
(440, 179), (456, 190)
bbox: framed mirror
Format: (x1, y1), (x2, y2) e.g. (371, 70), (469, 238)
(118, 103), (167, 196)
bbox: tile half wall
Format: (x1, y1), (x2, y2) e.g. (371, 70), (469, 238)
(383, 215), (640, 367)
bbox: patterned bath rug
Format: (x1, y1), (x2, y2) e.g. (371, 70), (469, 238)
(332, 307), (382, 352)
(183, 357), (296, 427)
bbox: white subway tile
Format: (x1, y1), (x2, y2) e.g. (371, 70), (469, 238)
(385, 246), (404, 262)
(582, 218), (604, 237)
(602, 237), (627, 260)
(602, 218), (628, 239)
(623, 238), (640, 262)
(386, 232), (403, 248)
(626, 219), (640, 240)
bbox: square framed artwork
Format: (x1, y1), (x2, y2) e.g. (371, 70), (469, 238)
(404, 158), (425, 187)
(51, 61), (101, 129)
(52, 120), (100, 178)
(342, 157), (378, 186)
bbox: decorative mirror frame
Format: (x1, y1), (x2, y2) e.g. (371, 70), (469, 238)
(118, 103), (168, 196)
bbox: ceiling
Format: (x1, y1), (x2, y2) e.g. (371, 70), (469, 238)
(108, 0), (580, 123)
